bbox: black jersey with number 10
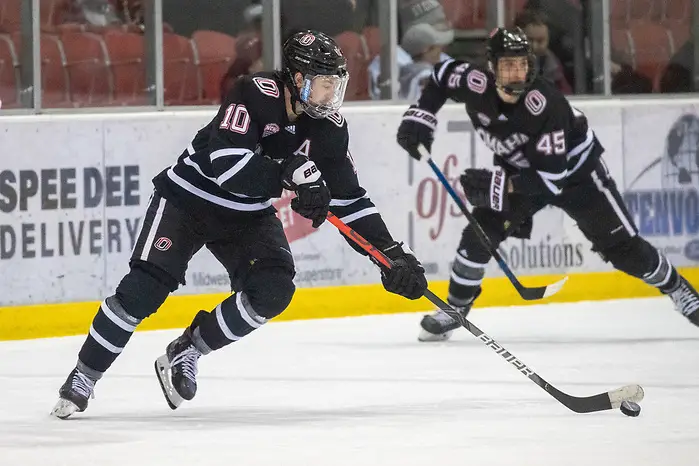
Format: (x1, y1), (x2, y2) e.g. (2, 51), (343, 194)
(152, 71), (394, 249)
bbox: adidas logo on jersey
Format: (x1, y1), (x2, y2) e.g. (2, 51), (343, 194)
(285, 125), (296, 134)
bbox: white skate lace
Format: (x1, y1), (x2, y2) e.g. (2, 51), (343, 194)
(170, 346), (201, 383)
(671, 283), (699, 317)
(71, 371), (95, 399)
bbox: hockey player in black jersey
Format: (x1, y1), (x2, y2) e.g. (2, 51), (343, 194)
(397, 27), (699, 342)
(51, 30), (428, 418)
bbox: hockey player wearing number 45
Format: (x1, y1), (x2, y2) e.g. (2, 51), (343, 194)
(51, 30), (428, 419)
(397, 27), (699, 342)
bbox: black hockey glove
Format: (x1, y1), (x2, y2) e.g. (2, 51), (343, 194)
(376, 242), (428, 300)
(281, 155), (331, 228)
(460, 167), (510, 212)
(396, 106), (437, 161)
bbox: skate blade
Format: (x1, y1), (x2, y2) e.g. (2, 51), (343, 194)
(418, 329), (454, 342)
(51, 398), (80, 419)
(154, 354), (184, 410)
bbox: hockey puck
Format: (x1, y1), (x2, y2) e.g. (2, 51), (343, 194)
(620, 400), (641, 417)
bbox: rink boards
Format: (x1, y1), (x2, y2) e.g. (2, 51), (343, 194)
(1, 99), (699, 340)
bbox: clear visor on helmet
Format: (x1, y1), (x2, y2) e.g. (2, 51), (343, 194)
(493, 54), (533, 96)
(299, 73), (348, 119)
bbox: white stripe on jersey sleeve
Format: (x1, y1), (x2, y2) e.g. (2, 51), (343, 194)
(216, 152), (255, 185)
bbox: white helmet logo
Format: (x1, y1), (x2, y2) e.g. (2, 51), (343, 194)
(299, 33), (316, 46)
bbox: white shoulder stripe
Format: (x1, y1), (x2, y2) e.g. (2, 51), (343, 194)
(435, 59), (456, 83)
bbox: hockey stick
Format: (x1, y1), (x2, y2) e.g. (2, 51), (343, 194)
(326, 212), (644, 414)
(417, 145), (567, 301)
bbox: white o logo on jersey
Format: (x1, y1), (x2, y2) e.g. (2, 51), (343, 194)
(524, 90), (547, 116)
(154, 237), (172, 251)
(252, 77), (280, 98)
(326, 112), (345, 127)
(467, 69), (488, 94)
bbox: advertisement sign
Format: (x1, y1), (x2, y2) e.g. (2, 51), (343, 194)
(622, 106), (699, 267)
(1, 100), (698, 307)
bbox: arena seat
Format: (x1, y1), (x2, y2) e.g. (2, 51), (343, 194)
(102, 30), (147, 105)
(191, 30), (236, 104)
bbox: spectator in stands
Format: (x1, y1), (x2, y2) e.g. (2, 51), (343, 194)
(524, 0), (649, 94)
(161, 1), (239, 37)
(398, 0), (452, 40)
(219, 32), (263, 102)
(281, 0), (356, 41)
(514, 10), (571, 94)
(660, 40), (695, 93)
(58, 0), (147, 33)
(115, 0), (142, 27)
(60, 0), (121, 29)
(237, 2), (262, 44)
(115, 0), (176, 33)
(399, 22), (453, 101)
(218, 1), (264, 103)
(242, 2), (263, 33)
(352, 0), (378, 32)
(524, 0), (580, 89)
(368, 0), (453, 99)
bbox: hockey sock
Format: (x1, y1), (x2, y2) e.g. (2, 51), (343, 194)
(448, 249), (486, 306)
(77, 296), (142, 374)
(643, 250), (680, 294)
(190, 292), (268, 354)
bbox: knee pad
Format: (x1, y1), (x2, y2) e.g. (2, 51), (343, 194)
(114, 261), (178, 320)
(597, 236), (660, 279)
(242, 260), (296, 320)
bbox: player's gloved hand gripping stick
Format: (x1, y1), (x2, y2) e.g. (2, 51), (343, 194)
(417, 145), (568, 301)
(327, 212), (644, 414)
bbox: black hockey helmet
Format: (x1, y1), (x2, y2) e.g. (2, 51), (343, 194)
(282, 30), (349, 119)
(486, 27), (536, 97)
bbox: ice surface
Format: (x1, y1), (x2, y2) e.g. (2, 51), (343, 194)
(1, 297), (698, 466)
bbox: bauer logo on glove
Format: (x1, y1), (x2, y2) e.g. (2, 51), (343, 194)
(490, 167), (506, 211)
(460, 167), (510, 212)
(396, 105), (438, 161)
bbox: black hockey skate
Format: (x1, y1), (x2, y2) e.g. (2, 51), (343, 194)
(51, 367), (97, 419)
(418, 304), (473, 342)
(667, 277), (699, 326)
(155, 328), (202, 410)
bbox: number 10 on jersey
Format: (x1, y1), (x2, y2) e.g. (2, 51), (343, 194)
(220, 104), (251, 134)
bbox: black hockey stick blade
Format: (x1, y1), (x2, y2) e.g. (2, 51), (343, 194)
(514, 274), (568, 301)
(425, 289), (644, 413)
(417, 145), (567, 301)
